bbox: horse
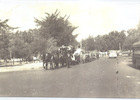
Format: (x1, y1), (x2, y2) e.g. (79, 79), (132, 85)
(42, 53), (54, 70)
(52, 53), (59, 68)
(58, 49), (72, 68)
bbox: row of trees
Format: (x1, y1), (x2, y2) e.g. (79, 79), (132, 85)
(81, 30), (126, 52)
(0, 10), (78, 63)
(82, 22), (140, 52)
(1, 9), (140, 63)
(123, 26), (140, 50)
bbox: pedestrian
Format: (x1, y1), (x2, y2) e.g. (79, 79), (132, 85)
(33, 56), (37, 63)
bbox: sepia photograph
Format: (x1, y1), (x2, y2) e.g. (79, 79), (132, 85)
(0, 0), (140, 99)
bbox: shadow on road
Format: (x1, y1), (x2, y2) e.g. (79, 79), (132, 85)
(108, 58), (117, 59)
(127, 63), (140, 70)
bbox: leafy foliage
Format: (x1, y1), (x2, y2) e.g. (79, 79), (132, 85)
(123, 28), (140, 50)
(82, 31), (126, 51)
(9, 38), (29, 59)
(0, 19), (12, 60)
(82, 35), (95, 51)
(34, 9), (78, 46)
(30, 36), (57, 54)
(0, 10), (79, 62)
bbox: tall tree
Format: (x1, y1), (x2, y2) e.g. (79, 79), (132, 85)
(118, 30), (126, 50)
(34, 9), (78, 46)
(94, 35), (103, 51)
(123, 28), (139, 50)
(108, 31), (119, 50)
(93, 30), (126, 51)
(29, 36), (57, 55)
(9, 38), (30, 61)
(82, 35), (95, 51)
(0, 19), (12, 61)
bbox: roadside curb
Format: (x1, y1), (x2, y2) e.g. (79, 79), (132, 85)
(0, 63), (43, 73)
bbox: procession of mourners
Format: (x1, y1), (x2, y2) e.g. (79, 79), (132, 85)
(42, 45), (99, 70)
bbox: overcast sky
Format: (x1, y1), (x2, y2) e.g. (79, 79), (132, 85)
(1, 0), (140, 42)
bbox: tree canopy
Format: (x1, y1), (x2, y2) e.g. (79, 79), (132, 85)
(0, 19), (13, 60)
(123, 28), (140, 50)
(2, 9), (140, 63)
(34, 9), (78, 46)
(0, 10), (79, 63)
(82, 30), (126, 51)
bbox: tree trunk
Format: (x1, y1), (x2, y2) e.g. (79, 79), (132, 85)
(20, 59), (22, 64)
(4, 59), (7, 66)
(13, 57), (14, 65)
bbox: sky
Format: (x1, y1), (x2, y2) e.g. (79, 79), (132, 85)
(1, 0), (140, 42)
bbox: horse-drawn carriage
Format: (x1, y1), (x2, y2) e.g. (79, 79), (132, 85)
(42, 45), (75, 69)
